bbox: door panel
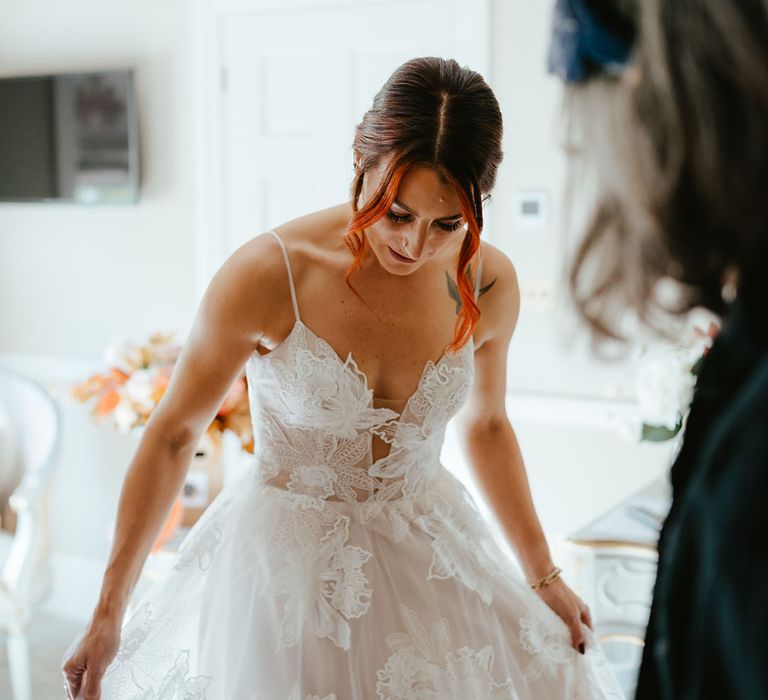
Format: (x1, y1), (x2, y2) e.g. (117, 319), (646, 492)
(217, 0), (489, 254)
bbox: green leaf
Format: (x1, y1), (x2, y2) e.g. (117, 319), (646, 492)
(479, 278), (496, 297)
(445, 271), (462, 313)
(641, 419), (683, 442)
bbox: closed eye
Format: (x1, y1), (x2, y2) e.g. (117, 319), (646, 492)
(437, 220), (464, 233)
(386, 210), (413, 225)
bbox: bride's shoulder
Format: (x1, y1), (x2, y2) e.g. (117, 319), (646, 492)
(476, 242), (519, 304)
(233, 204), (348, 276)
(250, 203), (350, 270)
(473, 241), (521, 346)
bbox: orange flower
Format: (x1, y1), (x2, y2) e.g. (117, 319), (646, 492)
(694, 321), (720, 355)
(70, 373), (103, 401)
(108, 367), (130, 384)
(218, 377), (246, 417)
(73, 332), (253, 451)
(95, 390), (121, 416)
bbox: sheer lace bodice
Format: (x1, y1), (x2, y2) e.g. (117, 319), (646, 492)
(244, 230), (478, 515)
(246, 316), (473, 509)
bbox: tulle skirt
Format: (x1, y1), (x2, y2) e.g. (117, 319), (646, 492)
(64, 462), (625, 699)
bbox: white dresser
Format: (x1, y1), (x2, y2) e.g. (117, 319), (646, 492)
(565, 477), (671, 698)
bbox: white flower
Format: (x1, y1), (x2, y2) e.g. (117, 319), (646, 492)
(519, 613), (575, 682)
(103, 337), (143, 373)
(123, 368), (156, 410)
(415, 507), (497, 606)
(288, 683), (337, 700)
(375, 605), (518, 699)
(370, 422), (441, 493)
(634, 353), (695, 430)
(408, 363), (471, 431)
(268, 516), (373, 651)
(441, 647), (517, 699)
(272, 339), (398, 440)
(141, 650), (212, 699)
(112, 400), (138, 433)
(287, 465), (338, 499)
(101, 603), (212, 698)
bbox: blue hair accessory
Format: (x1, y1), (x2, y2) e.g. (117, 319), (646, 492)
(548, 0), (633, 83)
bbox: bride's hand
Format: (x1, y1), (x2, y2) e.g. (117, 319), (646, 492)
(533, 578), (593, 654)
(61, 611), (122, 699)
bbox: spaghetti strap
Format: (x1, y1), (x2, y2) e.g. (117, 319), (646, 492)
(268, 230), (301, 322)
(474, 249), (484, 301)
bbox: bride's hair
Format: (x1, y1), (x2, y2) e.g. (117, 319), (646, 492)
(345, 56), (503, 352)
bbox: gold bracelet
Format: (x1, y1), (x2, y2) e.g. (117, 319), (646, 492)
(530, 566), (562, 590)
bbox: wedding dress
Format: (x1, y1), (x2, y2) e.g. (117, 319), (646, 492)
(65, 230), (624, 699)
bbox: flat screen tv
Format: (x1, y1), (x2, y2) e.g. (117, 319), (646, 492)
(0, 69), (139, 204)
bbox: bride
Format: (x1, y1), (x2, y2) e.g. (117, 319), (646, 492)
(62, 57), (622, 699)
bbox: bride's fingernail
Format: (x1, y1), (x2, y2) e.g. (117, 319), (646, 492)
(579, 643), (585, 654)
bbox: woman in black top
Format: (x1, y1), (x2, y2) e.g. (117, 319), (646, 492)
(548, 0), (768, 697)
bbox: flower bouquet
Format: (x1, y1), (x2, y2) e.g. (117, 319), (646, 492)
(634, 322), (719, 442)
(72, 332), (254, 452)
(72, 331), (254, 547)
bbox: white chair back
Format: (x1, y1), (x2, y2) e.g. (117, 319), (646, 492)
(0, 367), (60, 502)
(0, 394), (22, 503)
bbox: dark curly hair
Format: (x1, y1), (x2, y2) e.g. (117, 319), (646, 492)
(566, 0), (768, 341)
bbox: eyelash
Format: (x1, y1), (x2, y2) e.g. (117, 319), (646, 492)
(386, 210), (411, 225)
(385, 210), (463, 233)
(438, 220), (464, 233)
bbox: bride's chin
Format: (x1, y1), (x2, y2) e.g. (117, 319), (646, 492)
(366, 245), (416, 276)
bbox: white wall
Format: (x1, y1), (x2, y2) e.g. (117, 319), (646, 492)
(0, 0), (672, 569)
(488, 0), (639, 401)
(0, 0), (198, 360)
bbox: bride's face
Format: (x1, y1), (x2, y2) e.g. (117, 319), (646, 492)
(358, 161), (467, 276)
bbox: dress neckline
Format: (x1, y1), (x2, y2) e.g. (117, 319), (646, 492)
(252, 317), (474, 410)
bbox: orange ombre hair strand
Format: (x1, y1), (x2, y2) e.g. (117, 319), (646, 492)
(343, 57), (503, 351)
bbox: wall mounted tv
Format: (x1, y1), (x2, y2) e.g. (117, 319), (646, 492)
(0, 69), (139, 204)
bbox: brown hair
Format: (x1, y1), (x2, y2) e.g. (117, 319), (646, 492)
(344, 57), (503, 351)
(567, 0), (768, 341)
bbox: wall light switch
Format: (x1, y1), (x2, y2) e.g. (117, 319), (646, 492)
(519, 281), (555, 310)
(514, 190), (549, 229)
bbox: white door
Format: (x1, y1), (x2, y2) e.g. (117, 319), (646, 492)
(196, 0), (490, 285)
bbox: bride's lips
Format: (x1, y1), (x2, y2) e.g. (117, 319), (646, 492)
(388, 246), (417, 264)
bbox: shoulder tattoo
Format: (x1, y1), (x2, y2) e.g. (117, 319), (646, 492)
(445, 264), (497, 314)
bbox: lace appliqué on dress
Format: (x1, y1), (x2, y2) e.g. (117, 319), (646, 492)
(142, 650), (212, 700)
(375, 604), (520, 700)
(173, 491), (235, 573)
(288, 682), (338, 700)
(268, 322), (400, 441)
(247, 319), (495, 608)
(102, 601), (212, 699)
(518, 612), (576, 682)
(255, 492), (373, 651)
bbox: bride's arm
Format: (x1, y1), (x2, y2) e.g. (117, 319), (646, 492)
(88, 234), (290, 617)
(63, 232), (291, 698)
(454, 245), (591, 652)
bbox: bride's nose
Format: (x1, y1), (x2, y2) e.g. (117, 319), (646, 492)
(402, 223), (428, 259)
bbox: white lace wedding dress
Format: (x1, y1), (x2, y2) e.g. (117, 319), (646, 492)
(65, 230), (624, 699)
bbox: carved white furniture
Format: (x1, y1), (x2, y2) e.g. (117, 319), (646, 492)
(565, 477), (671, 698)
(0, 367), (61, 700)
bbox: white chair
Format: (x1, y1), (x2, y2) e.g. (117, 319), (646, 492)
(0, 367), (61, 700)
